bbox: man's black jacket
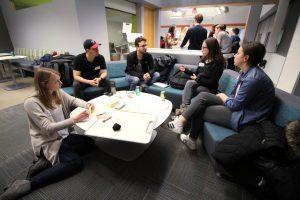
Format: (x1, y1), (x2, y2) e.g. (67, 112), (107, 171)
(125, 51), (155, 79)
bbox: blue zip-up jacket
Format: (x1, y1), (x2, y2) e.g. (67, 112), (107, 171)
(224, 66), (275, 131)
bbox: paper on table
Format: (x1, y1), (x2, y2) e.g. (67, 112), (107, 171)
(71, 107), (98, 131)
(153, 82), (169, 88)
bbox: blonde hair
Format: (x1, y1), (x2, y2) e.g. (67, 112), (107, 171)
(34, 67), (62, 109)
(285, 120), (300, 156)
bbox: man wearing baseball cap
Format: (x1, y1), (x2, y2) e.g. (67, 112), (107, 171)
(72, 39), (111, 100)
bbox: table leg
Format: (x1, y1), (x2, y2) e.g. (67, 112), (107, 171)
(1, 60), (31, 91)
(0, 62), (12, 83)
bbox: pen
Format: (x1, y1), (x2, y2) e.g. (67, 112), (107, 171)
(102, 116), (112, 122)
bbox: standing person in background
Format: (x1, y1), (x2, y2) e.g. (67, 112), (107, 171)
(215, 24), (232, 54)
(180, 13), (207, 50)
(230, 28), (241, 54)
(125, 37), (160, 90)
(165, 25), (178, 49)
(0, 68), (95, 200)
(228, 28), (241, 70)
(73, 39), (111, 100)
(208, 24), (217, 38)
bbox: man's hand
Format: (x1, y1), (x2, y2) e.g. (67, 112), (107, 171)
(143, 73), (151, 81)
(93, 78), (102, 86)
(89, 79), (98, 87)
(190, 74), (197, 80)
(216, 93), (228, 103)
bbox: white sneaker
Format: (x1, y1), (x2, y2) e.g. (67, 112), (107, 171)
(180, 134), (196, 150)
(166, 116), (183, 134)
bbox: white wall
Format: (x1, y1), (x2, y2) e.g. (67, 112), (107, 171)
(0, 0), (111, 60)
(276, 17), (300, 92)
(0, 0), (82, 55)
(75, 0), (110, 60)
(159, 6), (250, 26)
(260, 4), (276, 18)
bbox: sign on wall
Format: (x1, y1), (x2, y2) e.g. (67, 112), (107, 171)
(10, 0), (52, 10)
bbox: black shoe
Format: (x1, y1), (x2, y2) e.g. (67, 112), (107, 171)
(0, 180), (31, 200)
(26, 157), (51, 179)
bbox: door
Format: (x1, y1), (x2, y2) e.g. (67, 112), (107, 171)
(143, 6), (155, 48)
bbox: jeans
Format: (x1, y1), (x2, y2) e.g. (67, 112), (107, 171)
(182, 92), (232, 140)
(73, 79), (111, 100)
(125, 72), (160, 90)
(30, 134), (94, 190)
(182, 80), (211, 105)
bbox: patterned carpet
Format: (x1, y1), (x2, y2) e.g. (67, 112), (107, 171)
(0, 104), (258, 200)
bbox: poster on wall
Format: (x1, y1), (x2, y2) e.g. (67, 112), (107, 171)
(10, 0), (52, 10)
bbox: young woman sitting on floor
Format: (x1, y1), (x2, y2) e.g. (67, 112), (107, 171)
(167, 42), (275, 150)
(1, 68), (95, 200)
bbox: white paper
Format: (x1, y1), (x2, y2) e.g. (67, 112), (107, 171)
(122, 22), (132, 34)
(153, 82), (169, 88)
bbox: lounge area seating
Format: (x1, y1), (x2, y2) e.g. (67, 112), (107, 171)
(61, 60), (129, 100)
(82, 61), (300, 168)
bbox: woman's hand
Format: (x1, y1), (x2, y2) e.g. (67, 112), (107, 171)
(73, 110), (90, 123)
(216, 93), (228, 103)
(190, 74), (197, 80)
(179, 65), (185, 72)
(86, 103), (95, 113)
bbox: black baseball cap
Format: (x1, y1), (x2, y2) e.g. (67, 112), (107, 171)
(83, 39), (101, 50)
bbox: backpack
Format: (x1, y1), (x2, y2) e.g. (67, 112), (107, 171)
(154, 55), (177, 82)
(50, 59), (74, 87)
(169, 70), (190, 89)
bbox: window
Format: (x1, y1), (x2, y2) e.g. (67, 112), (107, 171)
(105, 8), (137, 60)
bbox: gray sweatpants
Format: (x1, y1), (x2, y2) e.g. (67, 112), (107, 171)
(182, 92), (232, 140)
(182, 80), (211, 105)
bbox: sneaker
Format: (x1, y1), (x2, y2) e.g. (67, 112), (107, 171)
(180, 134), (196, 150)
(0, 180), (31, 200)
(166, 116), (183, 134)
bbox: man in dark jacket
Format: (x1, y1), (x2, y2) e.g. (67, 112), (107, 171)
(125, 37), (160, 90)
(180, 13), (207, 50)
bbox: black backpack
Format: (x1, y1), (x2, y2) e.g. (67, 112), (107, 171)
(154, 55), (177, 82)
(169, 70), (190, 89)
(50, 59), (74, 87)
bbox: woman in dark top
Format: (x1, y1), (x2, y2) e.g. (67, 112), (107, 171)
(167, 42), (275, 150)
(176, 37), (225, 115)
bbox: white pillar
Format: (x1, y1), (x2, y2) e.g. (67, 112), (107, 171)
(266, 0), (290, 52)
(244, 4), (262, 42)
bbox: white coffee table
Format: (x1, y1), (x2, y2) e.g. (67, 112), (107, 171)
(70, 91), (172, 161)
